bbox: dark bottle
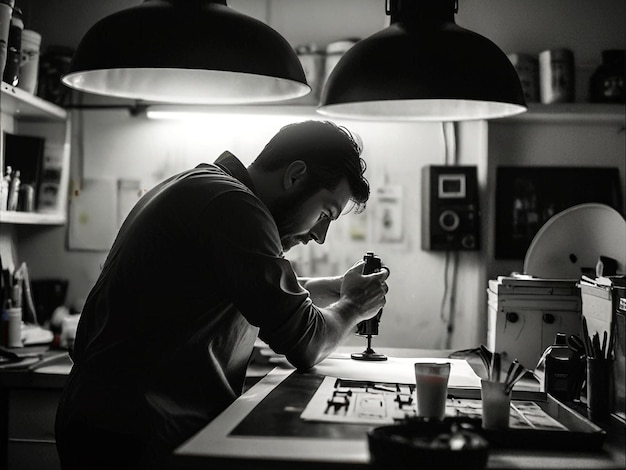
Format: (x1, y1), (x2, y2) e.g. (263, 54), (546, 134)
(37, 45), (75, 104)
(589, 49), (625, 103)
(539, 333), (585, 402)
(2, 5), (22, 86)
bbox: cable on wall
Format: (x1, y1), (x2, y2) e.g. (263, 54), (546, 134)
(442, 121), (457, 165)
(439, 121), (460, 348)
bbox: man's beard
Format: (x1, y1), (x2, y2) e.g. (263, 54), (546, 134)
(271, 186), (316, 252)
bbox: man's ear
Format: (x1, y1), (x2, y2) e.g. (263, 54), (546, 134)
(283, 160), (307, 190)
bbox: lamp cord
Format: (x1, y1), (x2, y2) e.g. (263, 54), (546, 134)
(265, 0), (272, 25)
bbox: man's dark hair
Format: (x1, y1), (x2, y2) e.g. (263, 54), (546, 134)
(251, 120), (370, 212)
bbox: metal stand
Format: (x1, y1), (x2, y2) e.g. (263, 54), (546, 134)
(351, 335), (387, 361)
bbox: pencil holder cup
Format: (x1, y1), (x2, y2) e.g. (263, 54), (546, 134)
(586, 357), (612, 422)
(480, 380), (511, 430)
(4, 307), (22, 348)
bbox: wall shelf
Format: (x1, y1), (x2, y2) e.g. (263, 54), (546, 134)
(1, 83), (71, 229)
(0, 210), (66, 225)
(498, 103), (625, 124)
(1, 82), (68, 121)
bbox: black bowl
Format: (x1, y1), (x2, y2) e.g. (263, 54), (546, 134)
(368, 417), (489, 470)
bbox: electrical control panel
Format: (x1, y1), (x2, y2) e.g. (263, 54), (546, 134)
(421, 165), (480, 251)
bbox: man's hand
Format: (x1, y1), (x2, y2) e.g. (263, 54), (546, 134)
(287, 259), (390, 369)
(340, 260), (390, 321)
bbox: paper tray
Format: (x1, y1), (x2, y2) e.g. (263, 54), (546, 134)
(479, 395), (606, 450)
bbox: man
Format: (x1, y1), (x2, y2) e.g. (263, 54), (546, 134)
(55, 120), (389, 469)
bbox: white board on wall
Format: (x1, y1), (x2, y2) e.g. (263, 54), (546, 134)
(68, 178), (117, 251)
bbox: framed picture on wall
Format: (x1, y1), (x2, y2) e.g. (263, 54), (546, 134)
(495, 166), (623, 259)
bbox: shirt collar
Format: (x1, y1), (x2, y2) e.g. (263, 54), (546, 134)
(213, 151), (258, 196)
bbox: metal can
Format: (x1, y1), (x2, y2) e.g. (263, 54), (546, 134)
(17, 183), (34, 212)
(539, 48), (575, 104)
(508, 53), (539, 103)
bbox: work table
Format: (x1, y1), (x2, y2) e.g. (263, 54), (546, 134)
(0, 344), (274, 470)
(173, 347), (626, 470)
(0, 346), (72, 470)
(1, 347), (625, 470)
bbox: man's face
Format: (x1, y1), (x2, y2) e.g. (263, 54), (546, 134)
(273, 178), (352, 252)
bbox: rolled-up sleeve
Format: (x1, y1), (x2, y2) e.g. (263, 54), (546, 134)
(198, 189), (327, 369)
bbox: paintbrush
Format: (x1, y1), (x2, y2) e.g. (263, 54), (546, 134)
(505, 363), (528, 394)
(601, 331), (608, 359)
(582, 317), (594, 358)
(592, 333), (602, 359)
(607, 321), (617, 359)
(478, 345), (492, 378)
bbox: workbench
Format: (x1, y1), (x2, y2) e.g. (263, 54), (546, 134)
(172, 347), (626, 470)
(0, 347), (70, 470)
(0, 345), (273, 470)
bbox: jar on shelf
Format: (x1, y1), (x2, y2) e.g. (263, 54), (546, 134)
(539, 48), (575, 104)
(323, 39), (358, 88)
(295, 43), (324, 101)
(17, 29), (41, 94)
(0, 0), (16, 78)
(507, 53), (539, 103)
(589, 49), (625, 103)
(2, 4), (22, 86)
(37, 45), (74, 105)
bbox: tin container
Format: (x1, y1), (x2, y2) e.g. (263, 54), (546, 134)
(0, 0), (15, 78)
(17, 183), (34, 212)
(18, 29), (41, 94)
(508, 53), (539, 103)
(323, 39), (357, 86)
(539, 49), (575, 104)
(296, 43), (324, 101)
(2, 5), (21, 86)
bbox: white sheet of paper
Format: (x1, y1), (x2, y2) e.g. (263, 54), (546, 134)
(311, 354), (481, 388)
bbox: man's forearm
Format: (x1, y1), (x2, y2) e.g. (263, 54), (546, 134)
(299, 276), (342, 307)
(283, 298), (362, 370)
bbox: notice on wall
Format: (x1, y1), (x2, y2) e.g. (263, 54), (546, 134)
(373, 185), (404, 243)
(68, 178), (117, 251)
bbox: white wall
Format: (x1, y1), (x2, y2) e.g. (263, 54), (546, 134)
(18, 109), (489, 349)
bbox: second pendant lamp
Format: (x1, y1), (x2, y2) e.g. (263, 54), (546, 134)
(318, 0), (527, 121)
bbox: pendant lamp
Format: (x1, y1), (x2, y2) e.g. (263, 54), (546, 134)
(61, 0), (310, 104)
(318, 0), (527, 121)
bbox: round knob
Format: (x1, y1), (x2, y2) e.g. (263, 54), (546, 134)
(506, 312), (519, 323)
(543, 313), (555, 324)
(439, 210), (460, 232)
(461, 234), (476, 249)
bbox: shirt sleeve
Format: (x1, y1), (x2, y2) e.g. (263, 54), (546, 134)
(197, 189), (329, 368)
